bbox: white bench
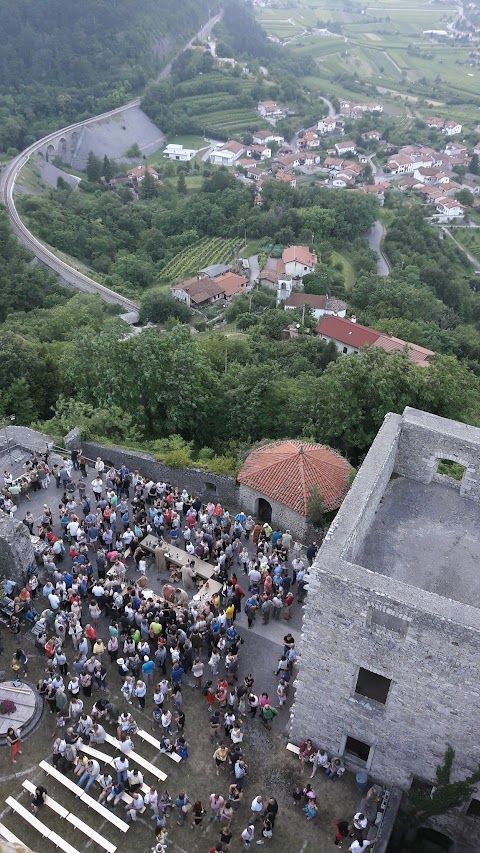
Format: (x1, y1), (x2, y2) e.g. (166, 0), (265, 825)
(22, 780), (69, 819)
(78, 743), (114, 765)
(80, 791), (129, 833)
(5, 796), (52, 838)
(40, 760), (84, 797)
(137, 728), (182, 762)
(66, 813), (117, 853)
(286, 742), (301, 755)
(49, 830), (82, 853)
(103, 733), (167, 782)
(39, 761), (129, 833)
(0, 821), (25, 846)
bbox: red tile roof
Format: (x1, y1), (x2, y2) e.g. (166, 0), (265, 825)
(316, 316), (380, 348)
(285, 293), (327, 309)
(213, 271), (248, 297)
(283, 245), (317, 268)
(372, 335), (434, 367)
(237, 440), (353, 514)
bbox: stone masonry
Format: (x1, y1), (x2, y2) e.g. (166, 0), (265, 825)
(291, 407), (480, 851)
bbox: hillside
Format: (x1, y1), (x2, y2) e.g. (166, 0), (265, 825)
(0, 0), (215, 152)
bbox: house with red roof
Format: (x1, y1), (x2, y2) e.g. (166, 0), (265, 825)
(209, 141), (245, 167)
(171, 277), (224, 308)
(237, 440), (353, 536)
(282, 245), (317, 278)
(127, 165), (160, 182)
(211, 271), (248, 300)
(316, 316), (434, 365)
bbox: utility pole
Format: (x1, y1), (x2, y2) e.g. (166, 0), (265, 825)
(224, 345), (228, 375)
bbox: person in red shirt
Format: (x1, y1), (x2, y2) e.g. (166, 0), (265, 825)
(299, 739), (316, 773)
(284, 591), (295, 620)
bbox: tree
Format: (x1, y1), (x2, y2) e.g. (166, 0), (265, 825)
(456, 188), (474, 207)
(469, 153), (479, 175)
(86, 151), (102, 183)
(139, 290), (191, 324)
(408, 745), (480, 827)
(177, 172), (187, 195)
(102, 155), (113, 182)
(139, 170), (159, 200)
(307, 484), (327, 527)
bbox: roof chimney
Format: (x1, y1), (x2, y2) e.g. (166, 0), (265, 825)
(299, 445), (304, 455)
(350, 315), (357, 323)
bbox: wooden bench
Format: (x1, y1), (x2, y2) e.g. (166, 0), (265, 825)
(103, 733), (167, 782)
(0, 821), (25, 846)
(49, 830), (82, 853)
(22, 780), (69, 819)
(136, 728), (182, 762)
(66, 813), (117, 853)
(5, 796), (52, 839)
(286, 742), (301, 755)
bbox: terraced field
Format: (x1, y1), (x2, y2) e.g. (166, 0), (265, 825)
(159, 237), (239, 282)
(451, 228), (480, 262)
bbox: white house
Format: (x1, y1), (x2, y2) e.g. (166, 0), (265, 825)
(282, 245), (317, 278)
(283, 292), (347, 319)
(317, 117), (337, 135)
(442, 121), (463, 136)
(163, 143), (200, 162)
(209, 141), (245, 166)
(335, 141), (357, 156)
(435, 198), (465, 217)
(252, 130), (284, 145)
(257, 100), (285, 121)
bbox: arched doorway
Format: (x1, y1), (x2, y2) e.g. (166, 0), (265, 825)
(257, 497), (272, 524)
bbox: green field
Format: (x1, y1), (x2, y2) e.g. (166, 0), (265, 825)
(450, 227), (480, 262)
(159, 237), (239, 282)
(256, 0), (480, 122)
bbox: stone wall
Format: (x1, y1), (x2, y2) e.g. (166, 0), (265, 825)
(395, 407), (480, 501)
(0, 513), (34, 581)
(81, 440), (241, 512)
(238, 483), (320, 543)
(291, 406), (480, 853)
(290, 565), (480, 790)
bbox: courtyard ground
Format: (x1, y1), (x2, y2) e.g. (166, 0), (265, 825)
(0, 453), (360, 853)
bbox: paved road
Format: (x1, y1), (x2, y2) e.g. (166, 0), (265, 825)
(248, 254), (260, 285)
(0, 13), (222, 313)
(319, 96), (336, 119)
(367, 220), (390, 276)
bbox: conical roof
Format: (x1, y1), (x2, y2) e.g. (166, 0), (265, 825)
(237, 440), (352, 516)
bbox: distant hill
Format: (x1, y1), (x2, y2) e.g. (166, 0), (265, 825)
(0, 0), (215, 151)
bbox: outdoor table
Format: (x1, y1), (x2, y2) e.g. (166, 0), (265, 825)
(193, 578), (223, 604)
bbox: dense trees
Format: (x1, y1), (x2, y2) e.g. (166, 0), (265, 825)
(0, 0), (215, 152)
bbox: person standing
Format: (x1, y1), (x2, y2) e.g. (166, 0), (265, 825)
(241, 824), (255, 848)
(6, 728), (21, 763)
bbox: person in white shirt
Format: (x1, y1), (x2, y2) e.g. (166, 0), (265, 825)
(126, 768), (143, 792)
(125, 791), (144, 821)
(349, 842), (372, 853)
(113, 755), (129, 784)
(144, 785), (158, 815)
(241, 824), (255, 847)
(67, 518), (79, 540)
(97, 772), (113, 804)
(94, 458), (105, 475)
(250, 795), (263, 819)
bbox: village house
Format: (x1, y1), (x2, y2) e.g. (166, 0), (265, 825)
(445, 142), (468, 157)
(283, 292), (347, 319)
(163, 143), (200, 162)
(252, 130), (284, 145)
(363, 183), (389, 198)
(317, 117), (338, 135)
(426, 117), (445, 129)
(361, 130), (381, 141)
(335, 140), (357, 156)
(171, 277), (224, 308)
(298, 130), (320, 149)
(209, 140), (245, 167)
(283, 245), (317, 278)
(244, 144), (271, 160)
(257, 100), (285, 121)
(462, 179), (480, 196)
(316, 316), (434, 365)
(435, 198), (465, 217)
(442, 121), (463, 136)
(413, 167), (440, 184)
(126, 165), (160, 183)
(275, 171), (297, 187)
(212, 271), (248, 300)
(323, 157), (344, 174)
(244, 163), (268, 182)
(273, 153), (301, 173)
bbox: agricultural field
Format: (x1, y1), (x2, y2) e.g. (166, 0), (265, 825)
(449, 227), (480, 262)
(158, 237), (239, 282)
(256, 0), (480, 122)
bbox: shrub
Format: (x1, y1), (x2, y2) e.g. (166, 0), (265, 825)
(162, 448), (194, 468)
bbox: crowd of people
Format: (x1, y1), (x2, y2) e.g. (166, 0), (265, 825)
(0, 448), (373, 852)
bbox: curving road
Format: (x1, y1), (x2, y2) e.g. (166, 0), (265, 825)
(0, 13), (221, 313)
(367, 220), (390, 276)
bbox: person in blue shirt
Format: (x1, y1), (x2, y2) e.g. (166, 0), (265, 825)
(171, 663), (184, 687)
(142, 656), (155, 684)
(235, 511), (246, 525)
